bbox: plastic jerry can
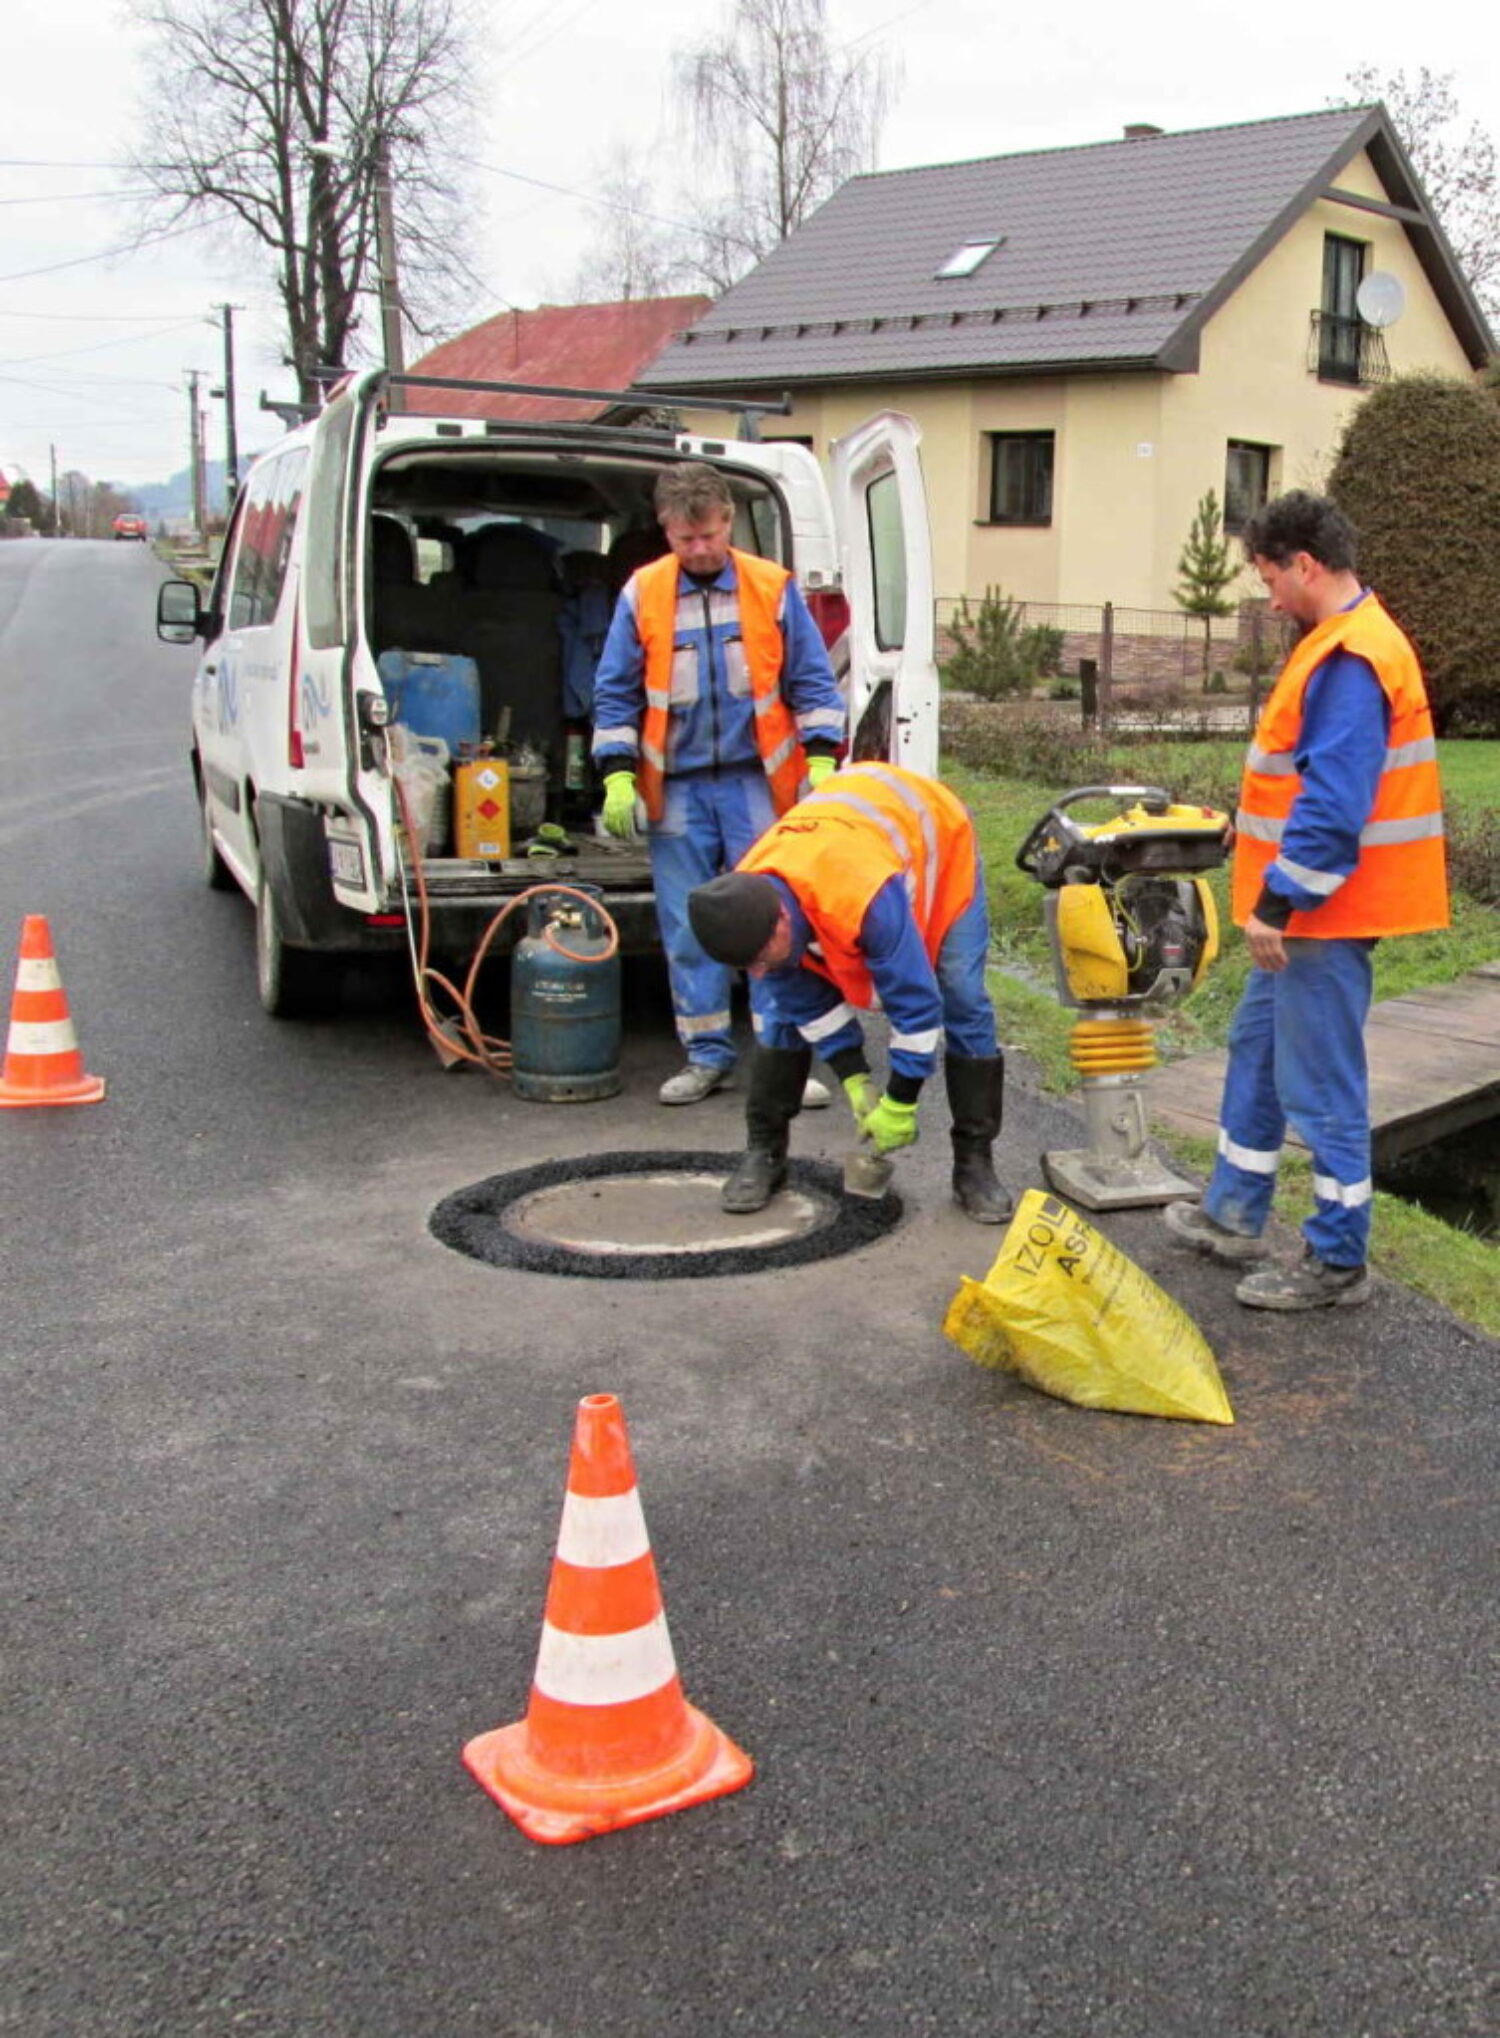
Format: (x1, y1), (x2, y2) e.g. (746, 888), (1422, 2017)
(377, 650), (482, 756)
(454, 758), (511, 859)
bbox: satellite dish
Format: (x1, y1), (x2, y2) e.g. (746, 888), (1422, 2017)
(1356, 272), (1406, 329)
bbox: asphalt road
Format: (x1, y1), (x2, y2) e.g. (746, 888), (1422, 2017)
(2, 540), (1496, 2037)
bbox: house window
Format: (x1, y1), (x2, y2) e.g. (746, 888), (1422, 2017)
(1224, 442), (1273, 536)
(1318, 234), (1367, 385)
(936, 238), (1003, 280)
(987, 432), (1054, 525)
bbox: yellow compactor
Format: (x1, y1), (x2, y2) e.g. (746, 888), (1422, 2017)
(1016, 785), (1230, 1211)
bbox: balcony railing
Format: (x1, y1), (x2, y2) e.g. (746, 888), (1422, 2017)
(1308, 312), (1390, 388)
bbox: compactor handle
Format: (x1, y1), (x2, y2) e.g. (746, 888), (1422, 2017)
(1015, 786), (1174, 887)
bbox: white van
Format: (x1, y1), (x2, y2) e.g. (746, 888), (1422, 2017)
(157, 367), (938, 1015)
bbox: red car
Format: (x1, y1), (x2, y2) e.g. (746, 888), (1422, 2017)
(113, 512), (148, 541)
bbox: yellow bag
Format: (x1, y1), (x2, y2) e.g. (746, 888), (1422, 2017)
(944, 1188), (1233, 1425)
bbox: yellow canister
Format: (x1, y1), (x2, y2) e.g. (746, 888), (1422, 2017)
(454, 758), (511, 859)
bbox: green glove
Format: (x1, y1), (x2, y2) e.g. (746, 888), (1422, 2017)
(601, 770), (639, 839)
(806, 754), (838, 790)
(841, 1073), (878, 1125)
(861, 1095), (919, 1154)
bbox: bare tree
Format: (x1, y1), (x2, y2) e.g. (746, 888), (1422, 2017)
(676, 0), (896, 288)
(131, 0), (474, 402)
(569, 144), (694, 304)
(1343, 67), (1499, 319)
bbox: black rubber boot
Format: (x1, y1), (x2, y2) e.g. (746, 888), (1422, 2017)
(946, 1052), (1013, 1224)
(722, 1046), (809, 1214)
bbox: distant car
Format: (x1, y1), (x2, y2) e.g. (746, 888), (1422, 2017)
(113, 513), (148, 541)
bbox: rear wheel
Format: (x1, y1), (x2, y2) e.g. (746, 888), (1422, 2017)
(198, 770), (235, 891)
(255, 870), (335, 1018)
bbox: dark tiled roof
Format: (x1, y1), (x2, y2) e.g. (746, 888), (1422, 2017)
(404, 296), (712, 419)
(641, 107), (1485, 387)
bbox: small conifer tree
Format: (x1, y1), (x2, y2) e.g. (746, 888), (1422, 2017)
(1174, 490), (1239, 688)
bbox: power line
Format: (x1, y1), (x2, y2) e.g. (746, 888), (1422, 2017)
(0, 216), (208, 285)
(0, 318), (205, 369)
(0, 189), (158, 208)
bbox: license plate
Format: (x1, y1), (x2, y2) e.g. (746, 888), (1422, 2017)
(328, 837), (365, 887)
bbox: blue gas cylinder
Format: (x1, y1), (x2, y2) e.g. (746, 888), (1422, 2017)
(377, 650), (482, 755)
(510, 888), (621, 1103)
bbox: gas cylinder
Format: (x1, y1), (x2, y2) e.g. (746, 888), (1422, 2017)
(510, 887), (621, 1102)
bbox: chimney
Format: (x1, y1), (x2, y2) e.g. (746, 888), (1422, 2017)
(1123, 123), (1164, 140)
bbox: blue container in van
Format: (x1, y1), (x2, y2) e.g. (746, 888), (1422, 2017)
(377, 650), (482, 755)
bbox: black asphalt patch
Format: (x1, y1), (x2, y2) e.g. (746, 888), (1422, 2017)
(429, 1148), (903, 1278)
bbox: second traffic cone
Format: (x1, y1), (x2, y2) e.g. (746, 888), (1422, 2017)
(463, 1392), (753, 1845)
(0, 916), (105, 1109)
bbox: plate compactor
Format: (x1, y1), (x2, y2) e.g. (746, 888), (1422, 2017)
(1016, 785), (1230, 1212)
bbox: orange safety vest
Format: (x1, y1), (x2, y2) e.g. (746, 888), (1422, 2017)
(738, 764), (978, 1007)
(631, 548), (805, 824)
(1232, 593), (1448, 937)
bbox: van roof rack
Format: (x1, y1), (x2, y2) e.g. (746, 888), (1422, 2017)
(385, 374), (790, 442)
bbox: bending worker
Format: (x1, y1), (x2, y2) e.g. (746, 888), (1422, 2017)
(592, 463), (847, 1106)
(685, 761), (1012, 1223)
(1164, 490), (1448, 1311)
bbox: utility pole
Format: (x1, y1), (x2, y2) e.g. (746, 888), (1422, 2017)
(49, 443), (58, 539)
(373, 134), (406, 376)
(215, 303), (241, 512)
(186, 369), (206, 544)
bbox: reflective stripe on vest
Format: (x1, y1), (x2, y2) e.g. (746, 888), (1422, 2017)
(738, 764), (977, 1008)
(1231, 593), (1449, 938)
(632, 549), (803, 824)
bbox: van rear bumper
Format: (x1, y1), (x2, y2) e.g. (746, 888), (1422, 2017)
(399, 882), (660, 957)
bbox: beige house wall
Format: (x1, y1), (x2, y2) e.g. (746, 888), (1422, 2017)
(679, 148), (1481, 611)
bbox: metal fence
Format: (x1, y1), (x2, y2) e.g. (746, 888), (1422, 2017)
(934, 595), (1298, 698)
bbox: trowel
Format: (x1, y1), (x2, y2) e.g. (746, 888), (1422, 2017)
(843, 1136), (895, 1200)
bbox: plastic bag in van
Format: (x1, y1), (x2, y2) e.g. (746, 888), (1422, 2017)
(943, 1188), (1234, 1424)
(389, 727), (451, 855)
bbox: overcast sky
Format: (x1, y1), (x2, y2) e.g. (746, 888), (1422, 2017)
(3, 0), (1493, 494)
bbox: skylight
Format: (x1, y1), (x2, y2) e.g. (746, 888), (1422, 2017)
(935, 237), (1003, 280)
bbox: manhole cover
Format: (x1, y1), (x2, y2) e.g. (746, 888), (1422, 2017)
(430, 1149), (902, 1279)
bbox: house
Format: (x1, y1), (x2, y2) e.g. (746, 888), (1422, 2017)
(637, 108), (1493, 616)
(403, 295), (712, 422)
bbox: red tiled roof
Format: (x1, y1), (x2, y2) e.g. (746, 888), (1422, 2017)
(402, 297), (713, 421)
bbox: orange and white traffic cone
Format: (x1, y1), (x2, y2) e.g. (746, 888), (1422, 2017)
(0, 916), (106, 1109)
(463, 1392), (753, 1844)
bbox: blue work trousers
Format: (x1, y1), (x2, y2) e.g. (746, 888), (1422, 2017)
(1203, 937), (1376, 1267)
(649, 767), (778, 1069)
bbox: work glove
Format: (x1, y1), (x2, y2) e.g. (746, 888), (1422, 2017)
(841, 1072), (878, 1125)
(860, 1095), (919, 1154)
(601, 770), (639, 840)
(806, 755), (838, 790)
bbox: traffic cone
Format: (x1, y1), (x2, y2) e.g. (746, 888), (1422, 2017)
(463, 1392), (754, 1845)
(0, 916), (106, 1109)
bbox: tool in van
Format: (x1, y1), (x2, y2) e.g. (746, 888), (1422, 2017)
(1015, 785), (1230, 1210)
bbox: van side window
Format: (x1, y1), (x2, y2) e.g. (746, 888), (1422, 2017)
(305, 397), (355, 649)
(263, 449), (308, 617)
(228, 455), (281, 630)
(226, 450), (309, 628)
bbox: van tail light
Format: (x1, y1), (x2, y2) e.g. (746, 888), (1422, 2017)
(288, 599), (305, 768)
(805, 586), (850, 652)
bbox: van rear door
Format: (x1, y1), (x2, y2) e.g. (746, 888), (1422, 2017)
(299, 372), (384, 911)
(828, 413), (938, 777)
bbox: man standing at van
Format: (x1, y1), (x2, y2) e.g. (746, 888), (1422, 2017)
(1163, 491), (1448, 1310)
(593, 463), (847, 1105)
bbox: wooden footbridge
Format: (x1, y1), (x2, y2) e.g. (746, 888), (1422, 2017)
(1149, 962), (1500, 1164)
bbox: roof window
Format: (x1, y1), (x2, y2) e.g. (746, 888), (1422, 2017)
(935, 237), (1003, 280)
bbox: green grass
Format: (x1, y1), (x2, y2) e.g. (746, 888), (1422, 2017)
(947, 750), (1500, 1339)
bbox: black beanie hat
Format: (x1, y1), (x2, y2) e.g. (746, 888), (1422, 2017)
(687, 873), (782, 966)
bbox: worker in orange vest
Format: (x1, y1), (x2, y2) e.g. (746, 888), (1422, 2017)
(1164, 491), (1448, 1310)
(687, 763), (1012, 1223)
(592, 463), (846, 1107)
